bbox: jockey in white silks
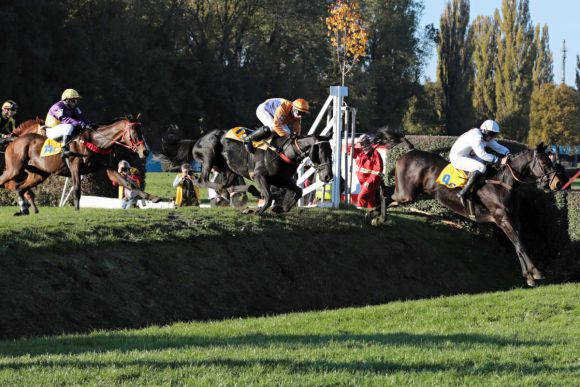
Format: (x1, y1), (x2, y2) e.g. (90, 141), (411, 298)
(449, 120), (511, 205)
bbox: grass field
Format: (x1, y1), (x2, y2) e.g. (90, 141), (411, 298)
(0, 284), (577, 385)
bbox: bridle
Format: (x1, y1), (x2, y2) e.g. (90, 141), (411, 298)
(88, 120), (145, 152)
(499, 151), (558, 188)
(283, 137), (331, 171)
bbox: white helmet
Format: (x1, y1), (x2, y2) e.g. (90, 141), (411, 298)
(480, 120), (500, 133)
(118, 160), (130, 173)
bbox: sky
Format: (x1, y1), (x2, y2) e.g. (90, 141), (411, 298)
(421, 0), (578, 86)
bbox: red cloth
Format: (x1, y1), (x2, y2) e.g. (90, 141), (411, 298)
(352, 146), (383, 209)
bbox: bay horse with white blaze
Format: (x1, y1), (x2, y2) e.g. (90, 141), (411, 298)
(374, 128), (563, 287)
(0, 118), (158, 214)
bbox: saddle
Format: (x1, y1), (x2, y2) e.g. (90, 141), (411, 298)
(39, 138), (64, 157)
(436, 164), (468, 188)
(224, 127), (272, 151)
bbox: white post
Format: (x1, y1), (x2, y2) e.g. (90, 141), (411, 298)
(59, 178), (70, 207)
(330, 86), (347, 208)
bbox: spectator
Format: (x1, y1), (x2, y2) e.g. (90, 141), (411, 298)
(115, 160), (141, 209)
(351, 134), (383, 216)
(173, 163), (200, 206)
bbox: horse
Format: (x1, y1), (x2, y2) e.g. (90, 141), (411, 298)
(0, 118), (158, 214)
(160, 125), (261, 203)
(220, 131), (333, 215)
(12, 118), (45, 137)
(374, 128), (563, 286)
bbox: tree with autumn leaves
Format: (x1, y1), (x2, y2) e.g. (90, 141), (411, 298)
(325, 0), (368, 86)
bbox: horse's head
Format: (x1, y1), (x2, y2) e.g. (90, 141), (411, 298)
(310, 135), (333, 183)
(531, 143), (564, 191)
(511, 143), (562, 191)
(108, 118), (149, 159)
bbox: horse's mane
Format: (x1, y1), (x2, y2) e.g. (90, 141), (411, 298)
(376, 126), (414, 150)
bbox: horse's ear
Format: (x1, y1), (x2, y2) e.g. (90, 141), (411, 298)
(536, 142), (546, 152)
(316, 133), (332, 142)
(136, 113), (142, 120)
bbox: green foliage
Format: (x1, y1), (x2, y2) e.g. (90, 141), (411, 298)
(0, 283), (578, 385)
(437, 0), (474, 135)
(352, 0), (431, 129)
(528, 83), (580, 146)
(532, 24), (554, 88)
(402, 81), (445, 135)
(469, 15), (498, 123)
(494, 0), (535, 142)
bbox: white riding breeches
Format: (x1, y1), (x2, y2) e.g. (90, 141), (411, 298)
(450, 154), (487, 173)
(46, 123), (74, 140)
(256, 103), (291, 135)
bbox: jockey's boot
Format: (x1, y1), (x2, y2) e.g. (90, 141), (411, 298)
(457, 170), (482, 207)
(244, 126), (271, 153)
(60, 135), (70, 158)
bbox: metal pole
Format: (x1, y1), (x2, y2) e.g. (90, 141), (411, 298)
(347, 108), (357, 205)
(59, 178), (69, 207)
(330, 86), (347, 208)
(343, 106), (350, 206)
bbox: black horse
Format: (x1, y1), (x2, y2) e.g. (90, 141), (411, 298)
(374, 127), (563, 287)
(220, 131), (333, 214)
(160, 125), (259, 203)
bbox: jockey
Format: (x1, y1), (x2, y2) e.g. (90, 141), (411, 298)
(450, 119), (511, 205)
(244, 97), (310, 153)
(45, 89), (92, 158)
(0, 100), (18, 137)
(352, 134), (383, 213)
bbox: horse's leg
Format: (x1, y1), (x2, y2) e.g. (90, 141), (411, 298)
(277, 180), (303, 213)
(23, 190), (39, 214)
(71, 164), (82, 211)
(494, 212), (542, 286)
(14, 190), (30, 216)
(254, 174), (272, 215)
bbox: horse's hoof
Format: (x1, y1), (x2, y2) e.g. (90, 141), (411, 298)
(532, 271), (545, 280)
(526, 276), (537, 287)
(271, 206), (283, 214)
(13, 210), (28, 217)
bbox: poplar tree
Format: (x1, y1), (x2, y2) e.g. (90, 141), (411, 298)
(494, 0), (535, 141)
(469, 15), (498, 124)
(576, 55), (580, 92)
(532, 24), (553, 88)
(437, 0), (473, 135)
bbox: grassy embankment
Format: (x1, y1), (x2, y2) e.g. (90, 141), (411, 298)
(0, 283), (577, 385)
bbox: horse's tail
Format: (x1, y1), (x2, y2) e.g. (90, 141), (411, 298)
(376, 126), (415, 151)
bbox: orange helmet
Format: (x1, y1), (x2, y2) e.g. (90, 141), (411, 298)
(292, 98), (310, 114)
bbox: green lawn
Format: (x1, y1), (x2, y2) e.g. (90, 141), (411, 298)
(0, 284), (577, 386)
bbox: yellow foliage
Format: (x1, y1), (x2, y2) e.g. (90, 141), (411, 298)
(325, 0), (368, 83)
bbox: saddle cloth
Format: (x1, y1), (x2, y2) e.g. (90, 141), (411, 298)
(224, 127), (271, 151)
(436, 163), (468, 188)
(39, 138), (63, 157)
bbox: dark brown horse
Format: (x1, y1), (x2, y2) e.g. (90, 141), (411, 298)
(374, 128), (563, 287)
(0, 118), (158, 214)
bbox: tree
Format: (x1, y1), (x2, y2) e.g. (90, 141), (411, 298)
(532, 24), (553, 88)
(325, 0), (368, 86)
(402, 81), (445, 135)
(437, 0), (473, 135)
(528, 83), (580, 146)
(494, 0), (535, 141)
(354, 0), (432, 128)
(576, 55), (580, 93)
(469, 15), (498, 124)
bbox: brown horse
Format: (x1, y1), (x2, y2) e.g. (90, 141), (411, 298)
(374, 128), (563, 287)
(12, 117), (45, 137)
(0, 118), (158, 214)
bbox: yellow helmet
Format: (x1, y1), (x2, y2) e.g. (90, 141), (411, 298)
(2, 100), (18, 111)
(292, 98), (310, 113)
(61, 89), (82, 100)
